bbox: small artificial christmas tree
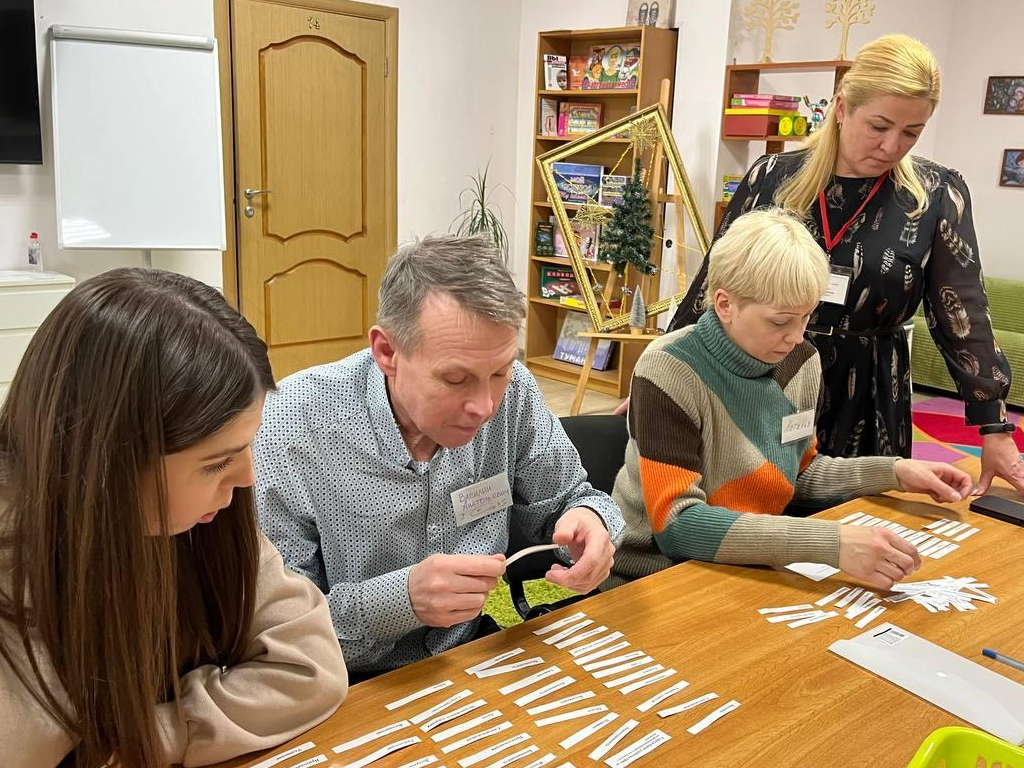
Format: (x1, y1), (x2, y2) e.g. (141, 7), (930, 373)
(629, 284), (647, 334)
(599, 157), (656, 278)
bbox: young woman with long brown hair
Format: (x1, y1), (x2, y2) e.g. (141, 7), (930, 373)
(0, 269), (348, 768)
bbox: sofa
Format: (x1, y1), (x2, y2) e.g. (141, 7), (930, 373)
(912, 275), (1024, 409)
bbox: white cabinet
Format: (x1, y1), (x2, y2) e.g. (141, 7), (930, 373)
(0, 271), (76, 403)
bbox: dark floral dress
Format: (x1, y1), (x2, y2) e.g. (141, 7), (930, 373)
(668, 150), (1011, 458)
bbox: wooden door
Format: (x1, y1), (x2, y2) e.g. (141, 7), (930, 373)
(231, 0), (395, 378)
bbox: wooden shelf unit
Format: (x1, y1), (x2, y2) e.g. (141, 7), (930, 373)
(715, 59), (851, 215)
(526, 25), (678, 399)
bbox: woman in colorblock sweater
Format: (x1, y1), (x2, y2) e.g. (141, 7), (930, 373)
(0, 269), (348, 768)
(606, 209), (973, 591)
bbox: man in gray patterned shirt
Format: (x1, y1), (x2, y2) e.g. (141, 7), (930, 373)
(254, 235), (624, 675)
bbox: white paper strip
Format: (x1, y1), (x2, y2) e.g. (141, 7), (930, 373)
(505, 544), (560, 567)
(619, 668), (677, 695)
(788, 611), (838, 628)
(784, 562), (841, 581)
(395, 757), (438, 768)
(440, 722), (513, 754)
(582, 650), (648, 672)
(339, 737), (421, 768)
(292, 756), (328, 768)
(534, 704), (609, 727)
(834, 588), (864, 609)
(592, 657), (655, 680)
(686, 699), (741, 735)
(498, 665), (561, 696)
(839, 511), (866, 524)
(933, 542), (959, 559)
(757, 604), (814, 615)
(542, 620), (595, 646)
(932, 520), (960, 536)
(458, 733), (531, 768)
(512, 675), (575, 706)
(924, 519), (949, 530)
(849, 515), (872, 526)
(943, 522), (971, 538)
(559, 712), (619, 750)
(765, 610), (821, 624)
(333, 722), (411, 754)
(906, 532), (931, 545)
(573, 641), (631, 666)
(954, 526), (980, 542)
(386, 681), (455, 711)
(845, 599), (880, 620)
(589, 718), (640, 760)
(603, 664), (664, 689)
(521, 754), (556, 768)
(570, 632), (626, 659)
(532, 612), (586, 636)
(855, 604), (887, 629)
(411, 690), (474, 725)
(251, 741), (316, 768)
(422, 699), (488, 733)
(815, 587), (850, 607)
(656, 691), (719, 718)
(466, 649), (525, 676)
(636, 679), (690, 713)
(430, 710), (503, 743)
(554, 625), (608, 649)
(604, 729), (671, 768)
(526, 691), (595, 715)
(480, 744), (539, 768)
(476, 658), (544, 679)
(919, 541), (945, 558)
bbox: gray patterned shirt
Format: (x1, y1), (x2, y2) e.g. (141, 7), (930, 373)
(253, 350), (623, 672)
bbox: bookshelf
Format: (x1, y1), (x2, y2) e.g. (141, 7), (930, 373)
(526, 25), (678, 399)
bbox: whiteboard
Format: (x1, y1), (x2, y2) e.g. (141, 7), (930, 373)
(50, 26), (226, 250)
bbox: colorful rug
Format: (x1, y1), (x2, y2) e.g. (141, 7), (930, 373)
(911, 394), (1024, 462)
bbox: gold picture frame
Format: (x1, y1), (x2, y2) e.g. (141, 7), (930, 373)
(536, 103), (710, 333)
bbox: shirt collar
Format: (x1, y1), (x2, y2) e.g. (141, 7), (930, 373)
(366, 361), (416, 469)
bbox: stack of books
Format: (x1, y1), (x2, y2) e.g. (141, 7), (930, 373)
(724, 93), (800, 137)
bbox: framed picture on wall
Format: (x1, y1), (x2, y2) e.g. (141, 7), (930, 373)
(983, 76), (1024, 114)
(624, 0), (675, 29)
(999, 149), (1024, 187)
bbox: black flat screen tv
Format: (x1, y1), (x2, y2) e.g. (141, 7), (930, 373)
(0, 0), (43, 164)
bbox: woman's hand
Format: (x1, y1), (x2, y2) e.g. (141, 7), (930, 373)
(839, 525), (921, 590)
(978, 432), (1024, 495)
(893, 459), (973, 502)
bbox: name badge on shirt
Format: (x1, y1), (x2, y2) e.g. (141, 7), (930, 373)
(451, 472), (513, 527)
(781, 409), (815, 445)
(822, 265), (853, 306)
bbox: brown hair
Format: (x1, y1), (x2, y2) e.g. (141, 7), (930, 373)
(0, 268), (275, 768)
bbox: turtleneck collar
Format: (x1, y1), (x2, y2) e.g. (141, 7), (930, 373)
(696, 310), (775, 379)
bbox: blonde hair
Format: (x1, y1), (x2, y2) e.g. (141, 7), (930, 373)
(775, 34), (941, 219)
(707, 207), (829, 307)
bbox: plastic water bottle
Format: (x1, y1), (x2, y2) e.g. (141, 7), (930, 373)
(27, 232), (42, 272)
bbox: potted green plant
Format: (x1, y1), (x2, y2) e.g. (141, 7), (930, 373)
(450, 160), (513, 265)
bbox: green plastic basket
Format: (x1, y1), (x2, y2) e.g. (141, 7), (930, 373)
(907, 727), (1024, 768)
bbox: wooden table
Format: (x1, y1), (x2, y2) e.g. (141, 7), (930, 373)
(219, 459), (1024, 768)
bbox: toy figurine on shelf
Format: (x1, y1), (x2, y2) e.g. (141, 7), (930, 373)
(802, 96), (829, 133)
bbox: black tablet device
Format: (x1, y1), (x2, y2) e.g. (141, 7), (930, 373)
(968, 495), (1024, 528)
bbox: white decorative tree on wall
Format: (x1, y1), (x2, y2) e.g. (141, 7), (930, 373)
(826, 0), (875, 60)
(744, 0), (801, 63)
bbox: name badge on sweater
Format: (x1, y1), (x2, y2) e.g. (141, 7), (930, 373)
(822, 266), (852, 306)
(781, 409), (815, 444)
(452, 472), (512, 527)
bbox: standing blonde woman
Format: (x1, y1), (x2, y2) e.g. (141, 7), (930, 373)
(0, 269), (348, 768)
(666, 34), (1021, 495)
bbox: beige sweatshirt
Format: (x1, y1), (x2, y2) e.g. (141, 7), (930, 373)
(0, 533), (348, 768)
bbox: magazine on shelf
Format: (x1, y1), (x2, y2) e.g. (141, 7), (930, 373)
(539, 97), (559, 136)
(581, 44), (641, 90)
(543, 54), (567, 90)
(552, 218), (600, 261)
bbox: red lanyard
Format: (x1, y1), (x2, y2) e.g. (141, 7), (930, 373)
(818, 171), (889, 252)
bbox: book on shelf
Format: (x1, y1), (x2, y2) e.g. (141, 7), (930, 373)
(731, 96), (799, 109)
(724, 107), (799, 116)
(535, 220), (555, 255)
(539, 265), (579, 299)
(543, 54), (567, 90)
(722, 174), (743, 201)
(554, 313), (615, 371)
(557, 102), (602, 136)
(552, 218), (600, 261)
(567, 54), (588, 90)
(599, 174), (628, 208)
(538, 97), (559, 136)
(733, 92), (800, 101)
(552, 161), (603, 204)
(581, 44), (641, 90)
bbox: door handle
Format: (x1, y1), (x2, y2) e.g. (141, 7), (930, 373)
(244, 188), (274, 199)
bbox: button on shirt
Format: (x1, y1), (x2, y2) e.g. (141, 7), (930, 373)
(253, 350), (624, 673)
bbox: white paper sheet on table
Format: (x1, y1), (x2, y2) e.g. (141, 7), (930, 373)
(829, 623), (1024, 745)
(784, 562), (841, 581)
